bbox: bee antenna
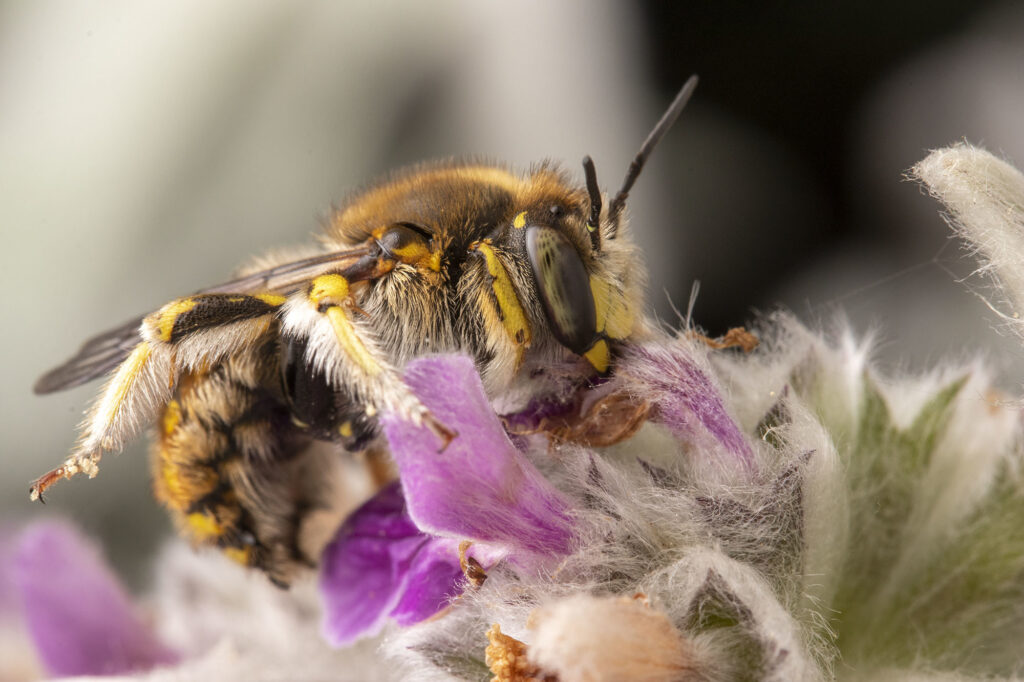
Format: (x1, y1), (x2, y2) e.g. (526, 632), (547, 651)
(582, 155), (602, 251)
(608, 75), (699, 231)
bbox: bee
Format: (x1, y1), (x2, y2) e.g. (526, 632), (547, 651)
(31, 77), (698, 586)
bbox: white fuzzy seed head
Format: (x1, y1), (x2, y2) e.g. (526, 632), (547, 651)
(527, 593), (703, 682)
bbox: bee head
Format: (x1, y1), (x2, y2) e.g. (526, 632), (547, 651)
(522, 76), (699, 369)
(323, 77), (697, 376)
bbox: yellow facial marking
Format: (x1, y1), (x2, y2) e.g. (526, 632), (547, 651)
(580, 277), (635, 372)
(591, 278), (610, 334)
(186, 512), (223, 541)
(474, 241), (532, 363)
(513, 211), (527, 229)
(589, 277), (634, 340)
(583, 339), (610, 374)
(154, 298), (198, 342)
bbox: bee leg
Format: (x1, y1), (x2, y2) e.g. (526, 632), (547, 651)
(363, 443), (397, 488)
(543, 390), (652, 448)
(31, 294), (287, 500)
(31, 340), (168, 500)
(469, 240), (533, 370)
(281, 273), (455, 448)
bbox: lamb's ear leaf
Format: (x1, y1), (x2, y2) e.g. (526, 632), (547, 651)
(863, 466), (1024, 671)
(406, 644), (492, 682)
(683, 569), (786, 680)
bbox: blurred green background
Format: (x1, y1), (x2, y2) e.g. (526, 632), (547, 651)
(2, 0), (1023, 590)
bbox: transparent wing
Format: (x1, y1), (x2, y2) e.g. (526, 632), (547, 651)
(34, 245), (374, 394)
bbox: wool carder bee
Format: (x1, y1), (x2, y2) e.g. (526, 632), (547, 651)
(32, 77), (698, 586)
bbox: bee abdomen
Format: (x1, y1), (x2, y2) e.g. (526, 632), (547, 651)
(153, 351), (311, 586)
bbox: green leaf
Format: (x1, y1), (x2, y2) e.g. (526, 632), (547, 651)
(863, 467), (1024, 673)
(755, 390), (789, 450)
(406, 644), (492, 681)
(831, 373), (968, 660)
(684, 570), (773, 682)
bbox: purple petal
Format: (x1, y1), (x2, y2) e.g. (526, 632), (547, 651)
(384, 355), (574, 558)
(622, 342), (755, 471)
(389, 537), (464, 626)
(500, 391), (581, 433)
(12, 522), (178, 677)
(0, 526), (19, 613)
(320, 482), (431, 645)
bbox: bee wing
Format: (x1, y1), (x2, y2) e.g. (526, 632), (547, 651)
(34, 245), (375, 394)
(34, 317), (145, 394)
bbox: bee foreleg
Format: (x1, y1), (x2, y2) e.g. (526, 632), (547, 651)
(31, 294), (287, 500)
(282, 274), (455, 448)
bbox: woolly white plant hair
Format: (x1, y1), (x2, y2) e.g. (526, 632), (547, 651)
(68, 145), (1024, 681)
(385, 145), (1024, 681)
(913, 144), (1024, 342)
(388, 322), (1023, 681)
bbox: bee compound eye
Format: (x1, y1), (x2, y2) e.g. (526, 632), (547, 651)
(525, 226), (598, 356)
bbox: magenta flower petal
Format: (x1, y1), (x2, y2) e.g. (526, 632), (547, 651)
(0, 527), (19, 613)
(383, 355), (574, 558)
(12, 522), (178, 677)
(389, 537), (464, 626)
(622, 342), (755, 470)
(500, 391), (582, 433)
(321, 481), (512, 643)
(320, 482), (433, 645)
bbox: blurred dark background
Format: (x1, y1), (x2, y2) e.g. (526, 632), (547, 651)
(640, 0), (994, 332)
(3, 0), (1023, 600)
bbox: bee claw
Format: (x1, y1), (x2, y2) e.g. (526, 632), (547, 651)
(28, 450), (103, 502)
(29, 466), (65, 502)
(425, 415), (457, 452)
